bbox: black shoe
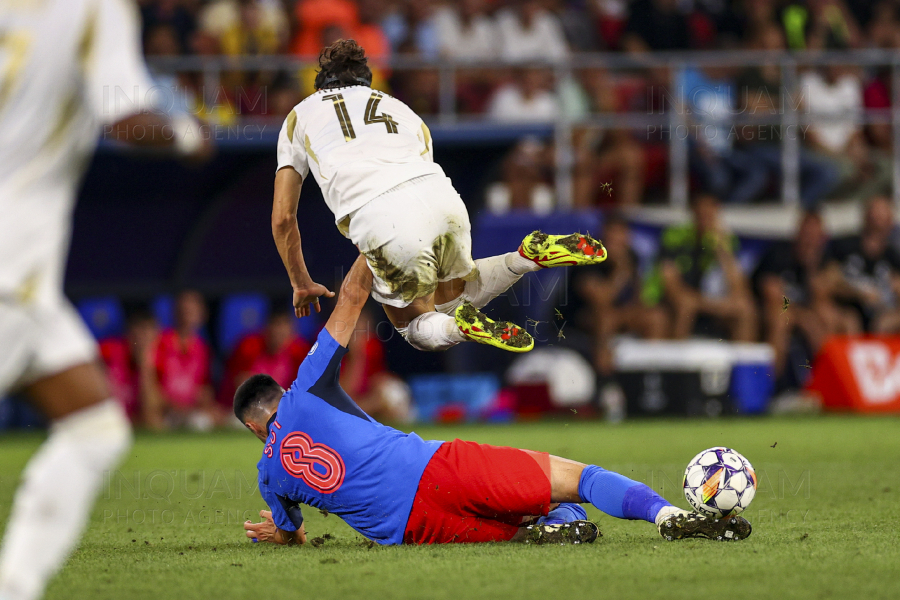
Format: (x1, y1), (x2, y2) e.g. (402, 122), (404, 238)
(523, 520), (601, 545)
(658, 512), (752, 541)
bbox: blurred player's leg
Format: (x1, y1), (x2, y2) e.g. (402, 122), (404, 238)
(0, 299), (132, 600)
(0, 364), (131, 600)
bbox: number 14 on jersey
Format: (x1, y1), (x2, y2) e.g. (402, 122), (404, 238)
(322, 91), (398, 142)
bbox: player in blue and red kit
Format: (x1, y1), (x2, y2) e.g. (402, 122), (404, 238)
(239, 257), (753, 546)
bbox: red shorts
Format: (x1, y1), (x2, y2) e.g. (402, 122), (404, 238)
(403, 439), (552, 544)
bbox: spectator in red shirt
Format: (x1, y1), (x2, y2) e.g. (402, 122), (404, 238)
(148, 290), (216, 430)
(289, 0), (358, 57)
(98, 310), (161, 424)
(220, 310), (312, 408)
(340, 306), (412, 422)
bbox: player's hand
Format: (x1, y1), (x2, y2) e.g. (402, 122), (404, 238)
(295, 523), (308, 545)
(293, 282), (335, 318)
(244, 510), (278, 543)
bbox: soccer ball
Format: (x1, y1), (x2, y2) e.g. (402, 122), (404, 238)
(683, 447), (757, 518)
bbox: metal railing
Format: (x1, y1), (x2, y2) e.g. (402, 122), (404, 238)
(147, 49), (900, 209)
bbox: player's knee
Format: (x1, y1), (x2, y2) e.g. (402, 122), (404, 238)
(54, 399), (132, 464)
(405, 312), (455, 352)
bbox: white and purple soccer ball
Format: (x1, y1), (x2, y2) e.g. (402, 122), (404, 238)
(683, 447), (757, 518)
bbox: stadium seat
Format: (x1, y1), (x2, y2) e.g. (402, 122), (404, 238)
(217, 293), (270, 354)
(293, 309), (322, 343)
(76, 296), (125, 340)
(150, 294), (175, 328)
(408, 374), (503, 423)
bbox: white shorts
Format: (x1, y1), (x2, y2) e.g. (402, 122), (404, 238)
(0, 235), (97, 396)
(347, 174), (477, 308)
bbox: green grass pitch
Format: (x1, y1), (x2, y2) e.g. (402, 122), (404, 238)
(1, 415), (898, 600)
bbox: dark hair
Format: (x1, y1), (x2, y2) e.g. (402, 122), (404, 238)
(314, 39), (373, 90)
(233, 374), (282, 422)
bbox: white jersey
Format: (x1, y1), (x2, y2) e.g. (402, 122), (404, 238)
(0, 0), (155, 298)
(276, 85), (445, 231)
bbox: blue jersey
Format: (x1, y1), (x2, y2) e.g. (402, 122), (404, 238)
(256, 328), (443, 545)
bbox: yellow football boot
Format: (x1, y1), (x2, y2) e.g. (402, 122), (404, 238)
(454, 302), (534, 353)
(518, 231), (608, 268)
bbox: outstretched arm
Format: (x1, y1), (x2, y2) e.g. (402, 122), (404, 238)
(325, 255), (374, 347)
(272, 167), (335, 317)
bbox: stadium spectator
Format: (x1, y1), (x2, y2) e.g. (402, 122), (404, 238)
(484, 138), (555, 214)
(219, 309), (312, 409)
(753, 211), (860, 380)
(496, 0), (569, 61)
(800, 0), (862, 50)
(290, 0), (358, 57)
(143, 23), (207, 122)
(140, 0), (197, 53)
(355, 0), (392, 64)
(593, 0), (629, 50)
(558, 214), (668, 375)
(731, 24), (840, 206)
(433, 0), (500, 113)
(863, 65), (894, 155)
(99, 311), (162, 423)
(570, 68), (645, 207)
(434, 0), (497, 60)
(393, 67), (441, 115)
(546, 0), (601, 51)
(388, 0), (440, 58)
(824, 195), (900, 332)
(198, 0), (288, 55)
(267, 72), (304, 119)
(643, 194), (758, 341)
(800, 64), (891, 201)
(866, 0), (900, 49)
(340, 306), (412, 422)
(621, 0), (691, 52)
(148, 290), (216, 430)
(487, 68), (558, 122)
(680, 65), (762, 204)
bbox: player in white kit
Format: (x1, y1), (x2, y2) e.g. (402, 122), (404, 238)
(273, 40), (608, 353)
(0, 1), (206, 599)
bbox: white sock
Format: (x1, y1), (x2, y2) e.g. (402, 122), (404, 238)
(446, 252), (539, 314)
(0, 400), (132, 600)
(463, 252), (539, 310)
(654, 505), (690, 526)
(405, 312), (465, 351)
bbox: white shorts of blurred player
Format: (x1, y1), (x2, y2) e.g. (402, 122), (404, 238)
(0, 293), (97, 394)
(346, 173), (477, 308)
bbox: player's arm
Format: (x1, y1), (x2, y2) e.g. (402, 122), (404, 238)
(85, 0), (209, 158)
(272, 167), (335, 318)
(104, 112), (211, 158)
(243, 510), (307, 545)
(325, 255), (373, 347)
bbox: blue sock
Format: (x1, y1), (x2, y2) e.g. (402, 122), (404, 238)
(577, 465), (672, 523)
(537, 503), (587, 525)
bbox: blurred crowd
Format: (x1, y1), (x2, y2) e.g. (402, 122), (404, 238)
(558, 193), (900, 394)
(83, 188), (900, 424)
(140, 0), (900, 207)
(96, 292), (411, 431)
